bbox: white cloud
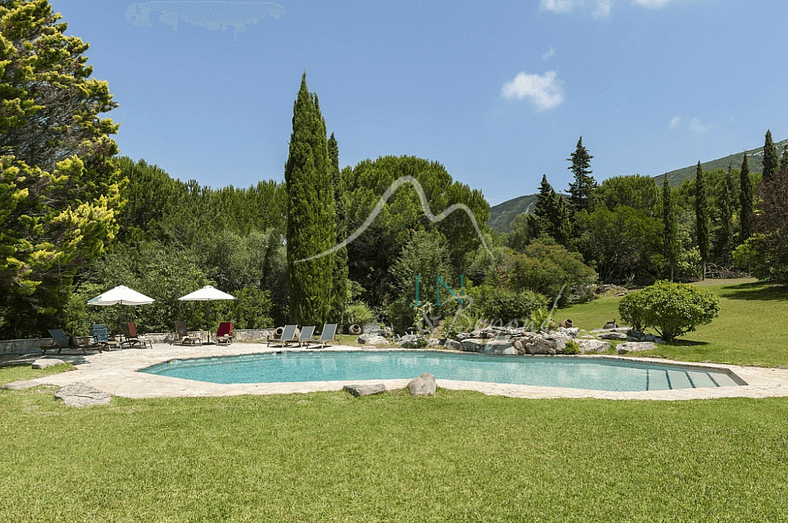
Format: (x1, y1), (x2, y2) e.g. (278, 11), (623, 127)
(689, 118), (712, 134)
(501, 71), (564, 111)
(669, 116), (681, 129)
(539, 0), (612, 17)
(541, 47), (556, 61)
(633, 0), (675, 8)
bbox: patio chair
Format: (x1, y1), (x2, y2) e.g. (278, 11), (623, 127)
(41, 329), (100, 355)
(310, 323), (338, 349)
(122, 323), (153, 349)
(267, 324), (298, 347)
(173, 321), (202, 346)
(216, 322), (233, 345)
(90, 323), (121, 351)
(295, 325), (316, 347)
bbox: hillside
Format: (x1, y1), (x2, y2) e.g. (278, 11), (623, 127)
(487, 138), (787, 234)
(486, 194), (539, 233)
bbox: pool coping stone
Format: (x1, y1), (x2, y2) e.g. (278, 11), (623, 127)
(13, 343), (788, 401)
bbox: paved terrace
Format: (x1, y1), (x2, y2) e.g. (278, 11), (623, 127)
(7, 343), (788, 400)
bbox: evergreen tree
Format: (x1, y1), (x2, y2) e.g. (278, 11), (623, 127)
(715, 164), (733, 263)
(534, 174), (569, 245)
(328, 132), (349, 324)
(739, 153), (753, 243)
(0, 0), (123, 336)
(284, 74), (336, 325)
(567, 136), (597, 215)
(553, 195), (570, 246)
(695, 162), (710, 280)
(780, 144), (788, 175)
(534, 174), (557, 223)
(763, 129), (779, 182)
(662, 175), (678, 281)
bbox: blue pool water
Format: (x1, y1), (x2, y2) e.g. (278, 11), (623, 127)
(140, 350), (744, 392)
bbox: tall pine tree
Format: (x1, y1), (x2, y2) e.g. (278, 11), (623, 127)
(567, 136), (596, 215)
(695, 161), (710, 280)
(763, 129), (779, 182)
(662, 175), (678, 281)
(739, 153), (753, 243)
(285, 74), (336, 325)
(328, 132), (349, 324)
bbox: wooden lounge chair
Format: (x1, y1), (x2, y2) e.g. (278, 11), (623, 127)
(41, 329), (100, 355)
(216, 322), (233, 345)
(267, 324), (298, 347)
(90, 323), (121, 351)
(295, 325), (315, 347)
(173, 321), (202, 346)
(310, 323), (338, 349)
(122, 323), (153, 349)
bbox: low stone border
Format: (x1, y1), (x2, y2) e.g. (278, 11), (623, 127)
(7, 344), (788, 401)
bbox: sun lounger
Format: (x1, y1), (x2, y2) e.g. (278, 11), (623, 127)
(310, 323), (338, 348)
(122, 323), (153, 349)
(267, 324), (298, 347)
(216, 322), (233, 345)
(91, 324), (121, 351)
(173, 321), (202, 346)
(295, 325), (315, 347)
(41, 329), (100, 355)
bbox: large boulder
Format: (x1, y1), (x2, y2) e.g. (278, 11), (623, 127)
(32, 358), (66, 369)
(398, 334), (425, 348)
(483, 340), (517, 355)
(444, 339), (462, 351)
(357, 333), (389, 345)
(344, 383), (386, 397)
(54, 382), (111, 407)
(616, 342), (656, 354)
(408, 373), (437, 396)
(556, 327), (580, 338)
(459, 338), (485, 353)
(597, 331), (629, 340)
(577, 339), (611, 354)
(522, 336), (555, 355)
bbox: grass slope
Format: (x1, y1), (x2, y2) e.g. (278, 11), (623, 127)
(562, 278), (788, 368)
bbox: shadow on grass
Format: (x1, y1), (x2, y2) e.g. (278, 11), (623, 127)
(667, 339), (710, 348)
(718, 281), (788, 302)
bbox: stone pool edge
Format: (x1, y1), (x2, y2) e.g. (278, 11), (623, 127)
(16, 343), (788, 401)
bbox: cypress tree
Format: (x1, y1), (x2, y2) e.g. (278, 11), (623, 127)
(567, 136), (597, 215)
(695, 162), (710, 280)
(285, 74), (336, 325)
(763, 129), (779, 182)
(739, 153), (753, 243)
(554, 195), (570, 246)
(779, 144), (788, 175)
(662, 175), (678, 281)
(716, 164), (733, 262)
(328, 132), (349, 324)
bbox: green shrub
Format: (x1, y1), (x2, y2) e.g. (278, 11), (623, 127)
(563, 340), (580, 355)
(468, 285), (547, 325)
(346, 301), (374, 326)
(618, 281), (720, 343)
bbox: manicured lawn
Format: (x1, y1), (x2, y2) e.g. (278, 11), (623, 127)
(563, 278), (788, 367)
(2, 277), (788, 522)
(2, 375), (788, 522)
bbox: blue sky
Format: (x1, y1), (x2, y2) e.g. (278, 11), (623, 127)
(51, 0), (787, 205)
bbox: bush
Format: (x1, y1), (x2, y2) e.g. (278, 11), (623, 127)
(467, 285), (547, 325)
(618, 281), (720, 343)
(564, 340), (580, 355)
(346, 301), (374, 326)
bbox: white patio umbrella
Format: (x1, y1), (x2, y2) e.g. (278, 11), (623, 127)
(178, 285), (236, 342)
(87, 285), (155, 332)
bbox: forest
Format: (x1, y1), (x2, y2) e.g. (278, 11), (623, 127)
(2, 0), (788, 340)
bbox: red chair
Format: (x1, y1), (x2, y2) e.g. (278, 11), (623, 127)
(216, 322), (233, 345)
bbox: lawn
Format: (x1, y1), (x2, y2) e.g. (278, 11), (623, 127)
(2, 277), (788, 522)
(562, 278), (788, 368)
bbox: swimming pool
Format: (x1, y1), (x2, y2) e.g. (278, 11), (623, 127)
(140, 350), (745, 392)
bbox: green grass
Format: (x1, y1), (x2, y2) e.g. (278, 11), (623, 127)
(562, 278), (788, 367)
(2, 378), (788, 522)
(3, 277), (788, 522)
